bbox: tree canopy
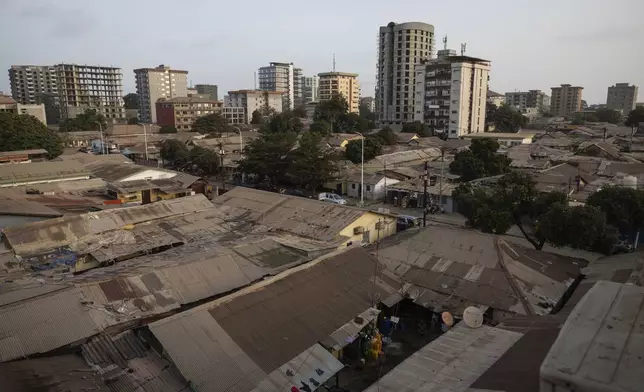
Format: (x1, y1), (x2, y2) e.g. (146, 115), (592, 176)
(0, 112), (64, 158)
(264, 111), (303, 133)
(293, 104), (308, 118)
(251, 109), (264, 125)
(453, 171), (617, 253)
(160, 139), (189, 166)
(238, 132), (298, 188)
(59, 109), (107, 132)
(314, 94), (374, 133)
(159, 125), (178, 134)
(345, 137), (382, 164)
(374, 126), (398, 145)
(288, 132), (338, 191)
(449, 138), (511, 181)
(594, 108), (621, 124)
(401, 121), (431, 136)
(587, 187), (644, 234)
(309, 120), (332, 136)
(491, 104), (529, 132)
(187, 146), (220, 176)
(625, 106), (644, 128)
(359, 102), (376, 122)
(192, 112), (230, 135)
(123, 93), (139, 109)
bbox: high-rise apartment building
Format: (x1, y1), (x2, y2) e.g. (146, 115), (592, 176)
(226, 90), (283, 124)
(361, 97), (375, 112)
(195, 84), (219, 101)
(550, 84), (583, 117)
(8, 65), (58, 105)
(414, 50), (490, 138)
(56, 64), (125, 121)
(505, 90), (550, 113)
(606, 83), (638, 115)
(134, 65), (188, 123)
(301, 76), (319, 104)
(257, 62), (302, 110)
(318, 72), (360, 113)
(8, 65), (61, 124)
(376, 21), (435, 125)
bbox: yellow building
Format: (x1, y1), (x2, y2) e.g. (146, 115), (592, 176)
(106, 179), (193, 204)
(318, 72), (361, 113)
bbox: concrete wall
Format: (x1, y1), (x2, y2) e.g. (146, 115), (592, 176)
(338, 211), (397, 246)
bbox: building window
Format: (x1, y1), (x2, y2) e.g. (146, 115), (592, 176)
(366, 185), (371, 192)
(352, 183), (356, 189)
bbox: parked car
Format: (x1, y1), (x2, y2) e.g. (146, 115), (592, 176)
(396, 215), (421, 232)
(318, 192), (347, 205)
(283, 188), (310, 198)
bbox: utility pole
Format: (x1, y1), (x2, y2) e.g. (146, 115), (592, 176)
(439, 148), (445, 212)
(423, 161), (428, 227)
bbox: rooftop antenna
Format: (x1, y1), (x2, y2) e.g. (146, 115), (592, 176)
(333, 53), (336, 72)
(460, 43), (467, 56)
(254, 71), (257, 89)
(443, 35), (448, 50)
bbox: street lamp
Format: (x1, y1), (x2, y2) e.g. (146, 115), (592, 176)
(354, 131), (364, 207)
(94, 121), (105, 154)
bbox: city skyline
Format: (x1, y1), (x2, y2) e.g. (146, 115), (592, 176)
(1, 0), (643, 104)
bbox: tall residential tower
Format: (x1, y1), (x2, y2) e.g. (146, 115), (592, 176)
(134, 65), (188, 123)
(606, 83), (638, 115)
(258, 62), (302, 110)
(318, 72), (360, 113)
(550, 84), (583, 117)
(376, 21), (435, 125)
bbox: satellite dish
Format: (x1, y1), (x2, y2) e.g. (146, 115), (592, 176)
(441, 311), (454, 326)
(463, 306), (483, 328)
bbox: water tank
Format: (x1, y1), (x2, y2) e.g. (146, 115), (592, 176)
(621, 175), (637, 189)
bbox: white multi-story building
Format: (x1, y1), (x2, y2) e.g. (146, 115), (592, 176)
(258, 62), (302, 110)
(376, 21), (435, 125)
(606, 83), (638, 115)
(301, 76), (319, 104)
(226, 90), (283, 124)
(55, 64), (125, 121)
(414, 50), (490, 138)
(134, 65), (188, 123)
(505, 90), (550, 113)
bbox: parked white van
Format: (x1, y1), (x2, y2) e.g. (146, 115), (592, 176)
(318, 192), (347, 205)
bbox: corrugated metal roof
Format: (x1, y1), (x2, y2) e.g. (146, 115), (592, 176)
(212, 187), (367, 242)
(82, 330), (147, 368)
(0, 199), (63, 217)
(373, 225), (587, 316)
(541, 281), (644, 392)
(87, 161), (177, 182)
(251, 343), (344, 392)
(0, 286), (99, 362)
(150, 309), (267, 392)
(2, 194), (213, 256)
(0, 149), (48, 157)
(363, 323), (523, 392)
(0, 160), (90, 186)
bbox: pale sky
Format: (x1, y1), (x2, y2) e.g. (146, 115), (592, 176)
(1, 0), (642, 104)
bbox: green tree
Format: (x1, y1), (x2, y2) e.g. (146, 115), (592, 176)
(293, 104), (308, 118)
(0, 112), (64, 158)
(160, 139), (189, 165)
(59, 109), (107, 132)
(345, 137), (382, 164)
(287, 132), (338, 192)
(375, 127), (398, 145)
(238, 132), (298, 187)
(594, 108), (621, 124)
(450, 138), (511, 181)
(192, 112), (230, 136)
(309, 120), (332, 136)
(159, 125), (177, 134)
(454, 171), (617, 253)
(123, 93), (139, 109)
(264, 111), (303, 133)
(625, 106), (644, 129)
(587, 187), (644, 234)
(188, 146), (220, 176)
(251, 109), (264, 125)
(493, 104), (529, 132)
(314, 94), (349, 127)
(359, 103), (377, 122)
(401, 121), (426, 134)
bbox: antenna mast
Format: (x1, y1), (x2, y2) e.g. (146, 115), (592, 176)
(443, 35), (448, 50)
(460, 43), (467, 55)
(333, 53), (336, 72)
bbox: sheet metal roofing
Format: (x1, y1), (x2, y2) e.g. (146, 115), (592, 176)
(369, 147), (441, 167)
(363, 323), (523, 392)
(0, 198), (62, 217)
(0, 149), (48, 157)
(149, 247), (397, 392)
(373, 225), (587, 315)
(0, 160), (91, 186)
(87, 161), (177, 182)
(541, 281), (644, 392)
(212, 187), (369, 242)
(2, 194), (213, 256)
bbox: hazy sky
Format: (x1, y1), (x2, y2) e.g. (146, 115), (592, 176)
(1, 0), (643, 104)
